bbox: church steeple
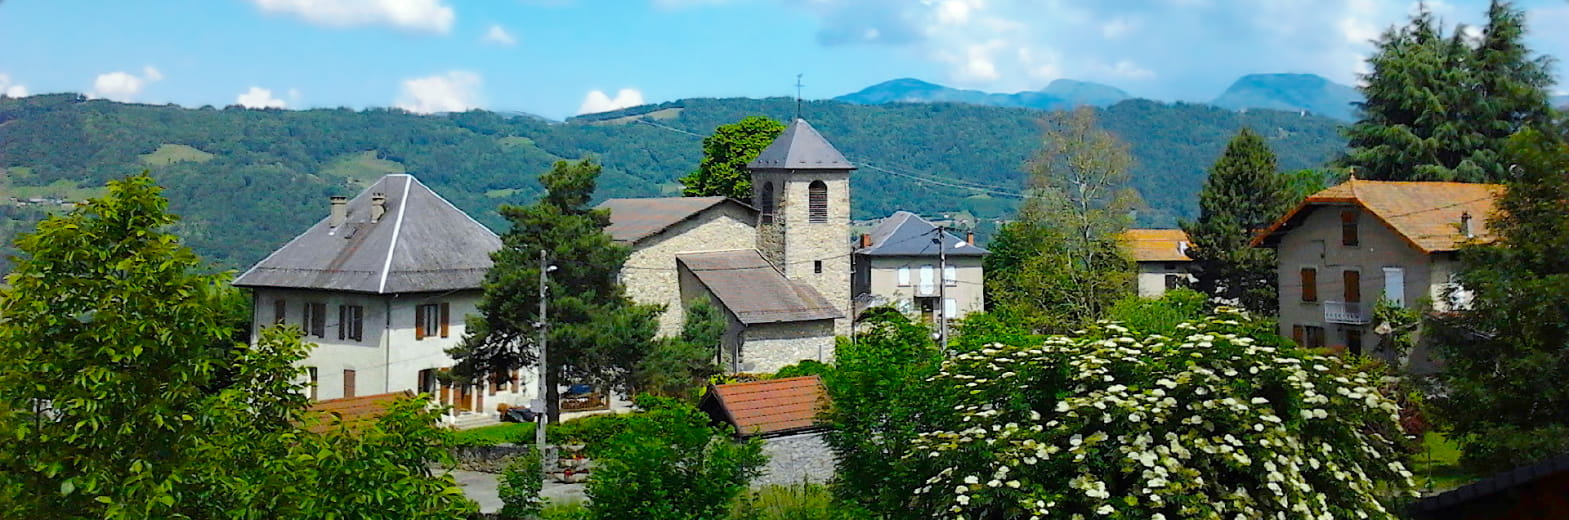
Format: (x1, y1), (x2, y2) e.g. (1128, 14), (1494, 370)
(747, 118), (855, 172)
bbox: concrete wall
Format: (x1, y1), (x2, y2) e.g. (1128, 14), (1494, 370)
(622, 204), (757, 338)
(856, 255), (985, 320)
(740, 319), (835, 374)
(1136, 261), (1195, 298)
(753, 171), (853, 337)
(251, 288), (535, 410)
(1273, 204), (1442, 365)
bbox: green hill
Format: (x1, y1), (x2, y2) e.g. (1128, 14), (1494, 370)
(0, 93), (1347, 271)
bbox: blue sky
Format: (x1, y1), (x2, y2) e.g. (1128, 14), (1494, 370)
(1, 0), (1565, 120)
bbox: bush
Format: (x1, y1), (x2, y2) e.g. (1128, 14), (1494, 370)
(498, 447), (546, 519)
(540, 500), (590, 520)
(772, 359), (832, 379)
(728, 483), (856, 520)
(1104, 287), (1208, 334)
(585, 396), (766, 520)
(905, 310), (1416, 519)
(548, 413), (632, 457)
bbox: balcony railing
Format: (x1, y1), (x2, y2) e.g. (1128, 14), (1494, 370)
(1324, 301), (1370, 325)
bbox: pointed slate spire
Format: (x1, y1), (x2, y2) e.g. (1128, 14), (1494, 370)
(747, 118), (855, 172)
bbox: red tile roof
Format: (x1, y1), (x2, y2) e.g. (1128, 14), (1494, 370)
(305, 391), (413, 434)
(1253, 179), (1502, 253)
(1121, 229), (1193, 262)
(701, 376), (829, 438)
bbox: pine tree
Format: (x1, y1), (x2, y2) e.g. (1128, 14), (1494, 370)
(1432, 129), (1569, 474)
(453, 159), (660, 423)
(1181, 128), (1294, 314)
(679, 116), (785, 200)
(1342, 1), (1555, 182)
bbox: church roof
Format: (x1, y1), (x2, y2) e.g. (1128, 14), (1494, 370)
(747, 118), (855, 171)
(857, 211), (988, 257)
(677, 250), (844, 324)
(234, 174), (501, 294)
(598, 196), (755, 244)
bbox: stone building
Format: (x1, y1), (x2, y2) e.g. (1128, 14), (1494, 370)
(852, 210), (988, 323)
(233, 174), (535, 420)
(599, 118), (852, 373)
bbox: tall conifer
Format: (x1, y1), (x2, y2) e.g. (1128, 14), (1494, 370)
(1181, 128), (1293, 314)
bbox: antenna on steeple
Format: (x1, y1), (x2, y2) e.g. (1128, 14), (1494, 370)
(794, 73), (804, 120)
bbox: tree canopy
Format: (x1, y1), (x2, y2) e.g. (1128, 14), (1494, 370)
(679, 115), (785, 200)
(1181, 127), (1296, 314)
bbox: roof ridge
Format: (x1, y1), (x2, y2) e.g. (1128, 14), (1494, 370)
(377, 176), (414, 294)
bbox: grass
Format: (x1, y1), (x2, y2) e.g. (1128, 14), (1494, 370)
(729, 483), (839, 520)
(321, 151), (405, 187)
(139, 144), (214, 165)
(5, 179), (106, 201)
(1411, 431), (1478, 493)
(451, 422), (536, 446)
(496, 136), (536, 149)
(485, 188), (522, 199)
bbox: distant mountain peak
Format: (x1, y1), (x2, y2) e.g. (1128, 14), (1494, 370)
(835, 77), (1130, 111)
(1211, 73), (1361, 121)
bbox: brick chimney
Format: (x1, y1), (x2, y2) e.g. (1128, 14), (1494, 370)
(371, 193), (387, 223)
(329, 196), (348, 228)
(965, 230), (975, 245)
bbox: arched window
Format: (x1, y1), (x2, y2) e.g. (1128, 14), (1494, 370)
(760, 182), (775, 225)
(808, 180), (828, 223)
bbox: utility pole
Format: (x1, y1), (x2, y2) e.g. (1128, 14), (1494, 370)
(936, 226), (948, 352)
(535, 249), (551, 481)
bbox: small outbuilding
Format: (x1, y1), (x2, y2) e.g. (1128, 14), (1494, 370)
(699, 376), (836, 487)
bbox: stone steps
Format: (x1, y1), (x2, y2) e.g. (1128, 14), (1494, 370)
(449, 412), (501, 430)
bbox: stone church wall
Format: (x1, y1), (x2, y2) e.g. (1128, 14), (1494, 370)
(621, 204), (756, 338)
(740, 320), (835, 374)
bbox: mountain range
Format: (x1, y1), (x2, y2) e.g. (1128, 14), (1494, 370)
(839, 73), (1367, 121)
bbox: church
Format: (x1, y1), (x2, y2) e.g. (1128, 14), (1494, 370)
(600, 118), (853, 373)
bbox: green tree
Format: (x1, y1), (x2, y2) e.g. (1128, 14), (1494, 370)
(632, 299), (725, 398)
(586, 395), (765, 520)
(1342, 1), (1555, 182)
(1104, 286), (1209, 335)
(822, 308), (943, 519)
(1432, 128), (1569, 473)
(679, 115), (786, 200)
(1181, 128), (1295, 314)
(985, 107), (1137, 333)
(906, 311), (1415, 519)
(454, 159), (662, 424)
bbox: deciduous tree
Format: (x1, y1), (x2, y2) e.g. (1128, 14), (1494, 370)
(679, 115), (786, 200)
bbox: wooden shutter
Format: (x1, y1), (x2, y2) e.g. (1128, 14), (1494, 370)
(510, 369), (520, 393)
(439, 302), (450, 338)
(1292, 325), (1304, 347)
(343, 369), (356, 398)
(1300, 268), (1318, 302)
(274, 299), (286, 325)
(414, 304), (426, 340)
(338, 305), (347, 340)
(1344, 270), (1361, 303)
(1341, 210), (1359, 246)
(808, 181), (828, 222)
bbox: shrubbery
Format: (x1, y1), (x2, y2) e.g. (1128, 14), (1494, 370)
(585, 395), (766, 520)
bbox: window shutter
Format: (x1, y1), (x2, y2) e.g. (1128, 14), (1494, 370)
(510, 369), (520, 393)
(338, 305), (346, 340)
(919, 265), (935, 295)
(1344, 270), (1361, 303)
(1341, 210), (1359, 246)
(310, 303), (325, 338)
(943, 298), (957, 319)
(274, 299), (286, 325)
(1292, 325), (1304, 346)
(808, 181), (828, 223)
(1300, 268), (1318, 302)
(415, 304), (426, 340)
(439, 302), (451, 338)
(944, 265), (957, 286)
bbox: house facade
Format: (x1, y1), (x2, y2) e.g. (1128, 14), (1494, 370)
(1253, 179), (1499, 369)
(1122, 229), (1195, 298)
(234, 174), (535, 416)
(852, 210), (988, 323)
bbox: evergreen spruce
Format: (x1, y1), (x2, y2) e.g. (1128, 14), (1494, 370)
(1180, 128), (1294, 314)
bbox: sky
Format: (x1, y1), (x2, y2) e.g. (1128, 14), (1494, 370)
(1, 0), (1566, 120)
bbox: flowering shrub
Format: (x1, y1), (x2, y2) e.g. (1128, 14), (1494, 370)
(907, 310), (1415, 519)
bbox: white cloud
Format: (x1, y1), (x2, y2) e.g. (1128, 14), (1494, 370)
(577, 88), (645, 115)
(236, 86), (288, 109)
(90, 67), (162, 102)
(0, 74), (27, 98)
(1101, 18), (1135, 39)
(483, 24), (517, 46)
(396, 71), (482, 114)
(1102, 59), (1155, 80)
(248, 0), (454, 34)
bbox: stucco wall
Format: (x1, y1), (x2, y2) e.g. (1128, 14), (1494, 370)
(1136, 261), (1195, 298)
(622, 204), (757, 338)
(1273, 204), (1440, 364)
(859, 255), (985, 320)
(740, 319), (835, 374)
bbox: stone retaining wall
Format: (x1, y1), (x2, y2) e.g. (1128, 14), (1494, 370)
(450, 443), (530, 473)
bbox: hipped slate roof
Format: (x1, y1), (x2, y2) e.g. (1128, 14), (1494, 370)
(856, 210), (987, 257)
(1252, 179), (1500, 253)
(1121, 229), (1193, 262)
(700, 376), (830, 438)
(677, 250), (843, 324)
(598, 196), (755, 244)
(746, 118), (855, 171)
(234, 174), (502, 294)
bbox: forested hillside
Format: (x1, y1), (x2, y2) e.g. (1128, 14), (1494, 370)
(0, 93), (1346, 271)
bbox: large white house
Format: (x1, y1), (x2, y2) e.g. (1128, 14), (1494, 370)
(233, 174), (534, 416)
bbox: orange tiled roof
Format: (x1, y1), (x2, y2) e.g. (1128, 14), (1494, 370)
(1121, 229), (1193, 262)
(701, 376), (829, 438)
(305, 391), (413, 434)
(1253, 179), (1501, 253)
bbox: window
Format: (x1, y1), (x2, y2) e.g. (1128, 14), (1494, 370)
(918, 265), (936, 295)
(760, 182), (775, 225)
(1341, 210), (1359, 247)
(1292, 325), (1326, 349)
(1300, 268), (1318, 302)
(1165, 274), (1184, 291)
(343, 369), (357, 398)
(417, 369), (437, 395)
(306, 367), (318, 401)
(490, 369), (507, 395)
(415, 302), (449, 340)
(302, 302), (326, 338)
(808, 180), (828, 223)
(338, 304), (364, 341)
(1343, 270), (1361, 303)
(1382, 267), (1405, 307)
(943, 265), (957, 287)
(942, 298), (957, 320)
(896, 266), (911, 286)
(1346, 329), (1364, 356)
(274, 299), (287, 325)
(814, 260), (823, 274)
